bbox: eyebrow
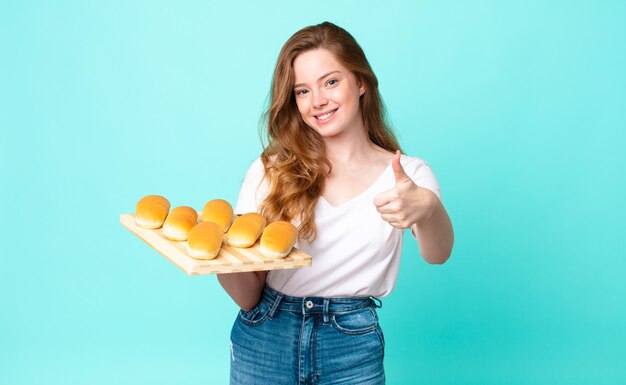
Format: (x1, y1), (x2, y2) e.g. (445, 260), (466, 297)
(293, 70), (341, 88)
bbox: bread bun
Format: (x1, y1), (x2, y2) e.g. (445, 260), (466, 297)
(135, 195), (170, 229)
(187, 222), (224, 260)
(225, 213), (267, 248)
(201, 199), (234, 232)
(162, 206), (198, 241)
(260, 221), (297, 259)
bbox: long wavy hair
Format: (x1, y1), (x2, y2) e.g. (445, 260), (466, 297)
(258, 21), (401, 242)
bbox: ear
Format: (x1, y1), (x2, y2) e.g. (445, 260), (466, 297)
(357, 77), (366, 96)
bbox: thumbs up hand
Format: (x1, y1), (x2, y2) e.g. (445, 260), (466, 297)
(373, 150), (438, 229)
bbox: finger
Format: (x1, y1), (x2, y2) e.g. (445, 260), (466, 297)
(372, 189), (395, 208)
(380, 212), (397, 222)
(381, 210), (410, 224)
(384, 217), (405, 229)
(392, 150), (410, 184)
(375, 203), (397, 215)
(382, 214), (410, 229)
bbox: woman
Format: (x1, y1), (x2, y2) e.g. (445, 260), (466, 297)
(218, 21), (454, 384)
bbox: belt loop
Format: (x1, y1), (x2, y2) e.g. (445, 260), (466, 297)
(370, 296), (383, 308)
(268, 292), (284, 319)
(323, 298), (330, 323)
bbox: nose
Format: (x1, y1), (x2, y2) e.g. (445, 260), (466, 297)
(312, 90), (328, 109)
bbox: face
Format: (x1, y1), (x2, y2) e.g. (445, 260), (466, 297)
(292, 48), (366, 139)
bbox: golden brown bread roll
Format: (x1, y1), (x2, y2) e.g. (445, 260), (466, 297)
(162, 206), (198, 241)
(187, 222), (224, 260)
(135, 195), (170, 229)
(260, 221), (298, 259)
(225, 213), (267, 247)
(201, 199), (234, 232)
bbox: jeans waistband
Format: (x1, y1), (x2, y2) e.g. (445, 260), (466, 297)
(261, 285), (381, 321)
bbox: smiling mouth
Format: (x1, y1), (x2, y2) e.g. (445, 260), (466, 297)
(315, 109), (338, 121)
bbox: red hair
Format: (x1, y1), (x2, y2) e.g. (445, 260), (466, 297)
(259, 22), (401, 242)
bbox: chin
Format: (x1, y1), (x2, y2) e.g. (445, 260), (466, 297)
(314, 128), (343, 138)
(309, 122), (344, 138)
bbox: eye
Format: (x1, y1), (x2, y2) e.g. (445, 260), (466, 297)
(295, 89), (308, 96)
(326, 79), (338, 87)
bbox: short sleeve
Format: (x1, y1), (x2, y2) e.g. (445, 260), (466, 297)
(401, 156), (443, 240)
(234, 157), (270, 215)
(401, 155), (442, 201)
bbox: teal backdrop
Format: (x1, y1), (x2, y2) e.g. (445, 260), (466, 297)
(2, 1), (625, 384)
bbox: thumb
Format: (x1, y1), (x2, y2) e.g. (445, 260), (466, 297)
(392, 150), (410, 184)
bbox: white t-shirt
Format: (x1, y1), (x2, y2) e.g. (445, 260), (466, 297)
(235, 154), (442, 298)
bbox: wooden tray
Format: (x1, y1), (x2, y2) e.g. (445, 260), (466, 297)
(120, 213), (312, 275)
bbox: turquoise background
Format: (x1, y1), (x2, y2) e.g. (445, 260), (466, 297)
(2, 1), (625, 384)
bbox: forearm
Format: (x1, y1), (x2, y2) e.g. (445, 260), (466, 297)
(217, 271), (267, 311)
(412, 198), (454, 264)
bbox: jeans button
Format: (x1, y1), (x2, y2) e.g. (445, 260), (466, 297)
(305, 300), (314, 309)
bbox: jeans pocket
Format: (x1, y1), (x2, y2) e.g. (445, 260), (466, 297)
(331, 307), (379, 335)
(238, 300), (271, 327)
(375, 323), (385, 352)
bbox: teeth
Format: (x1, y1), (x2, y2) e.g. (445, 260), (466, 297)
(317, 110), (336, 121)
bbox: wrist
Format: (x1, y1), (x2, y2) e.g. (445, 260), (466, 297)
(414, 189), (439, 226)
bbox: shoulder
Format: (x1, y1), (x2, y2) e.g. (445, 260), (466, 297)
(399, 153), (432, 171)
(242, 156), (265, 178)
(235, 156), (271, 214)
(244, 153), (280, 173)
(399, 153), (442, 200)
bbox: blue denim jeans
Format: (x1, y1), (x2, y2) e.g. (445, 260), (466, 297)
(229, 285), (385, 385)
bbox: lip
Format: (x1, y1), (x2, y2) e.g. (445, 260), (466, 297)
(314, 108), (338, 118)
(313, 108), (338, 124)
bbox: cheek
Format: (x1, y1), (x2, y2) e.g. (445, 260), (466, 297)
(334, 86), (357, 108)
(295, 98), (309, 117)
(337, 90), (359, 115)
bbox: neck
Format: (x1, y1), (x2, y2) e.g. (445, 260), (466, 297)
(323, 122), (373, 165)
